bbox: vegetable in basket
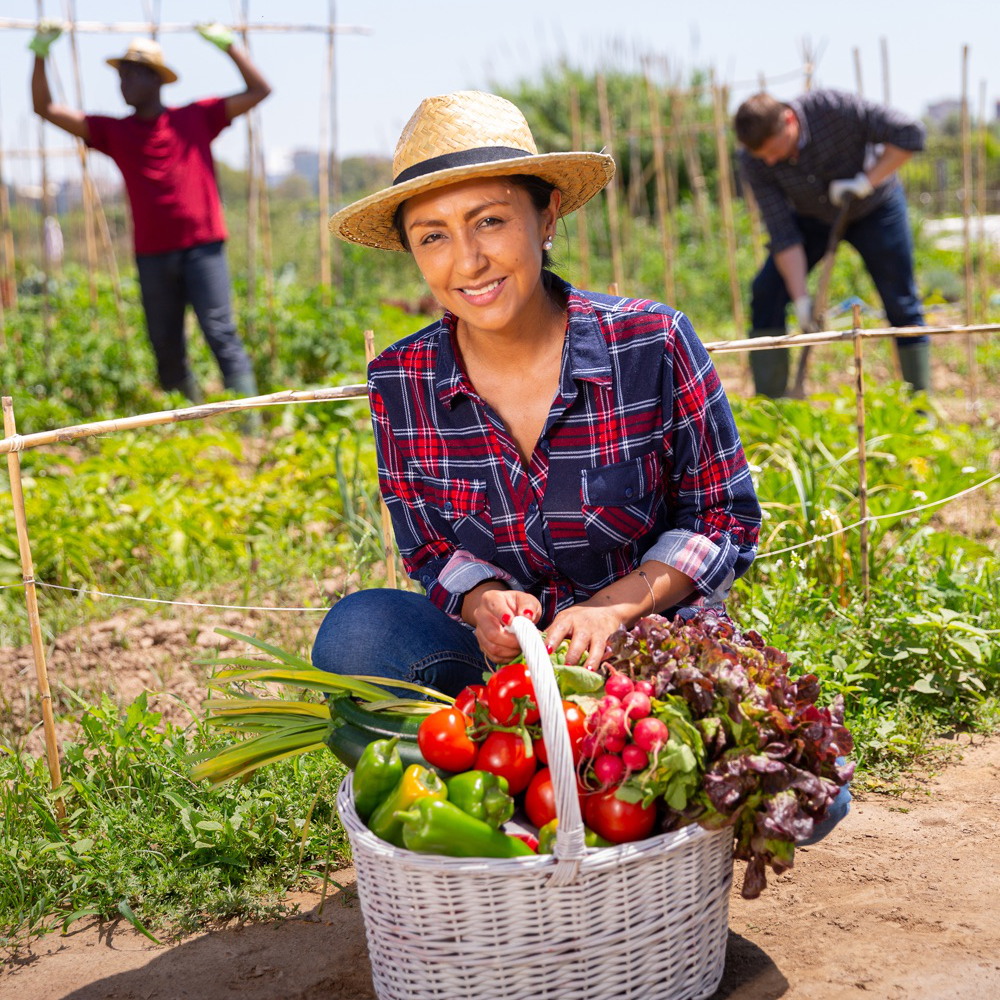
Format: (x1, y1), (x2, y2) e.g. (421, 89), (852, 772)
(397, 798), (536, 859)
(367, 764), (447, 847)
(352, 737), (403, 822)
(445, 770), (514, 829)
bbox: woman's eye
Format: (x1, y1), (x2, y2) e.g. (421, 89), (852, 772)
(478, 216), (503, 229)
(418, 232), (443, 246)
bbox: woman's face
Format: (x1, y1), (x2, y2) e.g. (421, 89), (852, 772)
(401, 176), (560, 338)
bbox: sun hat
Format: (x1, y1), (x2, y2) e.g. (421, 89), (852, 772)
(329, 90), (615, 251)
(107, 38), (178, 85)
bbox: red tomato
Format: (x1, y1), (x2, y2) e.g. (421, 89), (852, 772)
(486, 663), (539, 726)
(453, 684), (488, 718)
(417, 708), (476, 773)
(474, 731), (537, 794)
(534, 701), (588, 765)
(524, 768), (557, 829)
(584, 788), (657, 844)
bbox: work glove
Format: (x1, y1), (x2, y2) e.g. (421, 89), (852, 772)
(196, 22), (235, 52)
(28, 19), (63, 58)
(793, 294), (819, 334)
(828, 172), (873, 207)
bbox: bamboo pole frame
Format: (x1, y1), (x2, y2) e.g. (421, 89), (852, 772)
(0, 85), (19, 317)
(710, 73), (745, 335)
(318, 16), (334, 300)
(596, 73), (625, 292)
(850, 304), (870, 603)
(960, 45), (978, 409)
(976, 80), (988, 323)
(673, 87), (712, 239)
(568, 82), (591, 288)
(880, 37), (890, 104)
(3, 396), (65, 815)
(36, 0), (53, 334)
(239, 7), (259, 346)
(364, 329), (396, 590)
(644, 71), (676, 305)
(853, 47), (864, 96)
(0, 18), (372, 36)
(328, 1), (342, 290)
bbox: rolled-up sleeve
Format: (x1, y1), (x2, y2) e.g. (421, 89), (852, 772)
(641, 313), (761, 597)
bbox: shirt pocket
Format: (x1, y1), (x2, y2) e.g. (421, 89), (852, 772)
(580, 451), (663, 555)
(419, 476), (497, 559)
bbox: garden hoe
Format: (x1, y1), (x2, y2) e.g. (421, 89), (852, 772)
(791, 193), (854, 397)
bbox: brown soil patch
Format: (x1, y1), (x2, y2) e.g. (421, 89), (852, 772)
(2, 736), (997, 1000)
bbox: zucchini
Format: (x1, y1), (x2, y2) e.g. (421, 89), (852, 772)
(325, 720), (449, 776)
(331, 696), (423, 740)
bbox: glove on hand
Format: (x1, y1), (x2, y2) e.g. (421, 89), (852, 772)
(829, 172), (873, 207)
(196, 22), (235, 52)
(29, 19), (63, 58)
(794, 294), (819, 334)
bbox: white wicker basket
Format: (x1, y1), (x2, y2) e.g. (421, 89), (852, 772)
(336, 616), (734, 1000)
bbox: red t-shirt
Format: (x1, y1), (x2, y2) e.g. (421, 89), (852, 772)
(86, 98), (230, 256)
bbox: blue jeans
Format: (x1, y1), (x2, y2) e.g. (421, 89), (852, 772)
(135, 240), (253, 392)
(311, 589), (492, 697)
(749, 187), (929, 397)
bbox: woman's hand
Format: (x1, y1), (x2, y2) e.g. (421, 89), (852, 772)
(542, 603), (625, 673)
(467, 587), (542, 664)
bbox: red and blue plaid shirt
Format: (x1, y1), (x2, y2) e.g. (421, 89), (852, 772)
(368, 276), (761, 627)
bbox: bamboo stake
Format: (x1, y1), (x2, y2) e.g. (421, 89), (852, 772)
(644, 71), (676, 305)
(3, 397), (64, 815)
(850, 305), (870, 604)
(0, 82), (18, 316)
(976, 79), (988, 322)
(801, 40), (814, 92)
(880, 37), (890, 104)
(89, 179), (128, 346)
(65, 0), (99, 317)
(663, 88), (679, 214)
(36, 0), (52, 335)
(364, 330), (397, 590)
(596, 73), (624, 292)
(673, 87), (711, 240)
(240, 6), (258, 347)
(568, 82), (591, 288)
(960, 45), (977, 409)
(0, 18), (371, 36)
(329, 1), (342, 290)
(318, 18), (333, 300)
(711, 74), (745, 334)
(853, 47), (864, 96)
(257, 138), (277, 368)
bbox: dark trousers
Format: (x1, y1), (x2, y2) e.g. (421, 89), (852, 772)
(135, 240), (253, 393)
(749, 188), (929, 396)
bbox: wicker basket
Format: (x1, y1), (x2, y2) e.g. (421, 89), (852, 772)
(336, 616), (734, 1000)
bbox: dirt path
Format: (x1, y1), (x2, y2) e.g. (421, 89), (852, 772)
(3, 734), (998, 1000)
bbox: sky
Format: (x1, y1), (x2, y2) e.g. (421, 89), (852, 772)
(1, 0), (997, 188)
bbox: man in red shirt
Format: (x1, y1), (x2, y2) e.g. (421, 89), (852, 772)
(30, 24), (271, 406)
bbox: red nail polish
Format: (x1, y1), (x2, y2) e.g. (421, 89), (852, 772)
(522, 608), (533, 617)
(501, 613), (511, 625)
(545, 643), (553, 654)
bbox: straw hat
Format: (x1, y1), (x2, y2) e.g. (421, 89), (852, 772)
(107, 38), (178, 85)
(329, 90), (615, 251)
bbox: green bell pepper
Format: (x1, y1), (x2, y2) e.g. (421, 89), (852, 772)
(537, 818), (614, 854)
(353, 736), (403, 822)
(366, 764), (446, 847)
(444, 770), (514, 829)
(396, 798), (535, 859)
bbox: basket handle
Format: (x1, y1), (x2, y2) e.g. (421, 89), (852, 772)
(508, 616), (587, 885)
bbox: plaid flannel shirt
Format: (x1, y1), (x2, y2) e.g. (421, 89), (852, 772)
(368, 276), (761, 627)
(738, 89), (926, 253)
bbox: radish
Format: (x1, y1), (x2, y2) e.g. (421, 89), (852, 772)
(604, 670), (634, 701)
(593, 752), (625, 786)
(603, 733), (626, 754)
(622, 743), (649, 771)
(622, 690), (651, 722)
(598, 695), (622, 714)
(634, 679), (654, 697)
(633, 717), (669, 753)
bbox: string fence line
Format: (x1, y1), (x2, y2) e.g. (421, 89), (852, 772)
(3, 469), (996, 615)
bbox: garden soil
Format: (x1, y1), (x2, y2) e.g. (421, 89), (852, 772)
(2, 732), (998, 1000)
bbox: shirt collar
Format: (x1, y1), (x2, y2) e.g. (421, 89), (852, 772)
(434, 273), (612, 408)
(788, 98), (810, 151)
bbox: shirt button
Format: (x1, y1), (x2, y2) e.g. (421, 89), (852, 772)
(625, 487), (635, 499)
(540, 439), (550, 453)
(528, 501), (538, 513)
(807, 174), (816, 183)
(444, 501), (454, 512)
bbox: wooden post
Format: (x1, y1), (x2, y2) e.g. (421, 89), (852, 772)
(0, 83), (18, 316)
(880, 37), (890, 104)
(663, 88), (679, 214)
(674, 87), (711, 240)
(3, 397), (65, 816)
(364, 330), (396, 590)
(65, 0), (100, 317)
(568, 82), (591, 288)
(328, 1), (342, 289)
(960, 45), (977, 408)
(853, 47), (863, 96)
(240, 4), (258, 346)
(35, 0), (52, 334)
(596, 73), (624, 292)
(850, 305), (870, 604)
(257, 138), (278, 369)
(976, 79), (988, 323)
(318, 14), (333, 300)
(89, 181), (128, 346)
(711, 73), (745, 335)
(801, 40), (815, 92)
(644, 72), (676, 305)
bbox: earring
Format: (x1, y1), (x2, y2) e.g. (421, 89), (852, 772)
(542, 236), (553, 250)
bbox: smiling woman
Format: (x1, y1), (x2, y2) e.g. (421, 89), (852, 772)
(312, 89), (762, 694)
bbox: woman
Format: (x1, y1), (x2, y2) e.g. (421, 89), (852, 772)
(312, 90), (762, 695)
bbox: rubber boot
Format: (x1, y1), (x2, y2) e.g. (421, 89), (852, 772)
(748, 329), (789, 398)
(175, 373), (204, 405)
(224, 369), (263, 436)
(897, 342), (931, 396)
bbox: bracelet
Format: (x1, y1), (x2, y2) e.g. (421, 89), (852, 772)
(637, 571), (657, 615)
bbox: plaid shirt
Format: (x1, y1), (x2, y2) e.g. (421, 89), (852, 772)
(738, 89), (925, 253)
(368, 276), (761, 628)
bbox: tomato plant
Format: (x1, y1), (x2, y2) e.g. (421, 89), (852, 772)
(486, 663), (539, 726)
(534, 701), (588, 765)
(474, 731), (536, 794)
(584, 788), (657, 844)
(417, 708), (477, 772)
